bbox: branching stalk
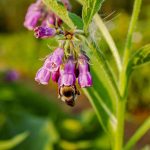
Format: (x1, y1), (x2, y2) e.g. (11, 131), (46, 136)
(120, 0), (142, 96)
(123, 0), (142, 69)
(115, 0), (143, 150)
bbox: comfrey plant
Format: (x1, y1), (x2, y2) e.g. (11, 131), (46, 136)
(24, 0), (92, 106)
(24, 0), (150, 149)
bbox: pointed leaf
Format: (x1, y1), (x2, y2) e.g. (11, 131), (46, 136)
(81, 37), (118, 135)
(83, 88), (117, 136)
(43, 0), (75, 29)
(82, 0), (104, 32)
(68, 12), (83, 29)
(127, 44), (150, 79)
(129, 44), (150, 69)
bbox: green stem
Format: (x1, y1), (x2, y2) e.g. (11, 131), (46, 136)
(124, 117), (150, 150)
(93, 14), (122, 73)
(78, 1), (143, 150)
(123, 0), (142, 69)
(114, 99), (126, 150)
(120, 0), (142, 96)
(115, 0), (143, 150)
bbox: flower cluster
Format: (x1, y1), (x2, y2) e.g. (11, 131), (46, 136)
(24, 0), (93, 106)
(35, 47), (92, 106)
(24, 0), (71, 36)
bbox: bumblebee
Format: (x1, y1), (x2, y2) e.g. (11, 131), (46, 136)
(59, 85), (80, 107)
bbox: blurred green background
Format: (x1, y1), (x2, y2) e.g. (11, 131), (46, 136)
(0, 0), (150, 149)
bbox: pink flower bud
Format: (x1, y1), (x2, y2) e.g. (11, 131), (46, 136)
(34, 26), (56, 38)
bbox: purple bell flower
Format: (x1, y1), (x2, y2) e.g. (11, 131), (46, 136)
(24, 3), (42, 30)
(35, 67), (51, 85)
(44, 48), (64, 72)
(53, 47), (64, 56)
(24, 0), (71, 31)
(35, 0), (42, 5)
(41, 15), (55, 27)
(78, 56), (92, 87)
(78, 72), (92, 88)
(51, 70), (60, 82)
(58, 58), (76, 86)
(34, 26), (56, 38)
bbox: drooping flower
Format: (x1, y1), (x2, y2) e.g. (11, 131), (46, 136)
(57, 57), (79, 106)
(41, 14), (55, 27)
(44, 48), (64, 72)
(24, 1), (43, 30)
(78, 54), (92, 87)
(24, 0), (71, 30)
(51, 70), (60, 82)
(58, 57), (76, 87)
(34, 26), (56, 38)
(35, 67), (51, 85)
(25, 0), (94, 107)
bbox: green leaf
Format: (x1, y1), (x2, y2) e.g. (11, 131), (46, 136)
(43, 0), (75, 29)
(129, 44), (150, 69)
(127, 44), (150, 79)
(76, 0), (85, 5)
(122, 44), (150, 98)
(83, 88), (117, 136)
(68, 12), (83, 29)
(0, 112), (59, 150)
(0, 82), (63, 150)
(82, 0), (104, 32)
(0, 132), (28, 150)
(80, 37), (118, 136)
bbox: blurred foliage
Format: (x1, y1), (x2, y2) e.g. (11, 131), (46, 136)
(0, 78), (110, 150)
(0, 132), (28, 150)
(0, 33), (58, 75)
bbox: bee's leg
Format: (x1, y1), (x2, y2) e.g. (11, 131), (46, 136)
(75, 85), (80, 95)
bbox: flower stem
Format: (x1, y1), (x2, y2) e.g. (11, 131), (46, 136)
(93, 14), (122, 73)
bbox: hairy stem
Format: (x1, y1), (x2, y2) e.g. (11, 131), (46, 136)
(120, 0), (142, 96)
(115, 0), (143, 150)
(123, 0), (142, 69)
(113, 99), (126, 150)
(93, 14), (122, 74)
